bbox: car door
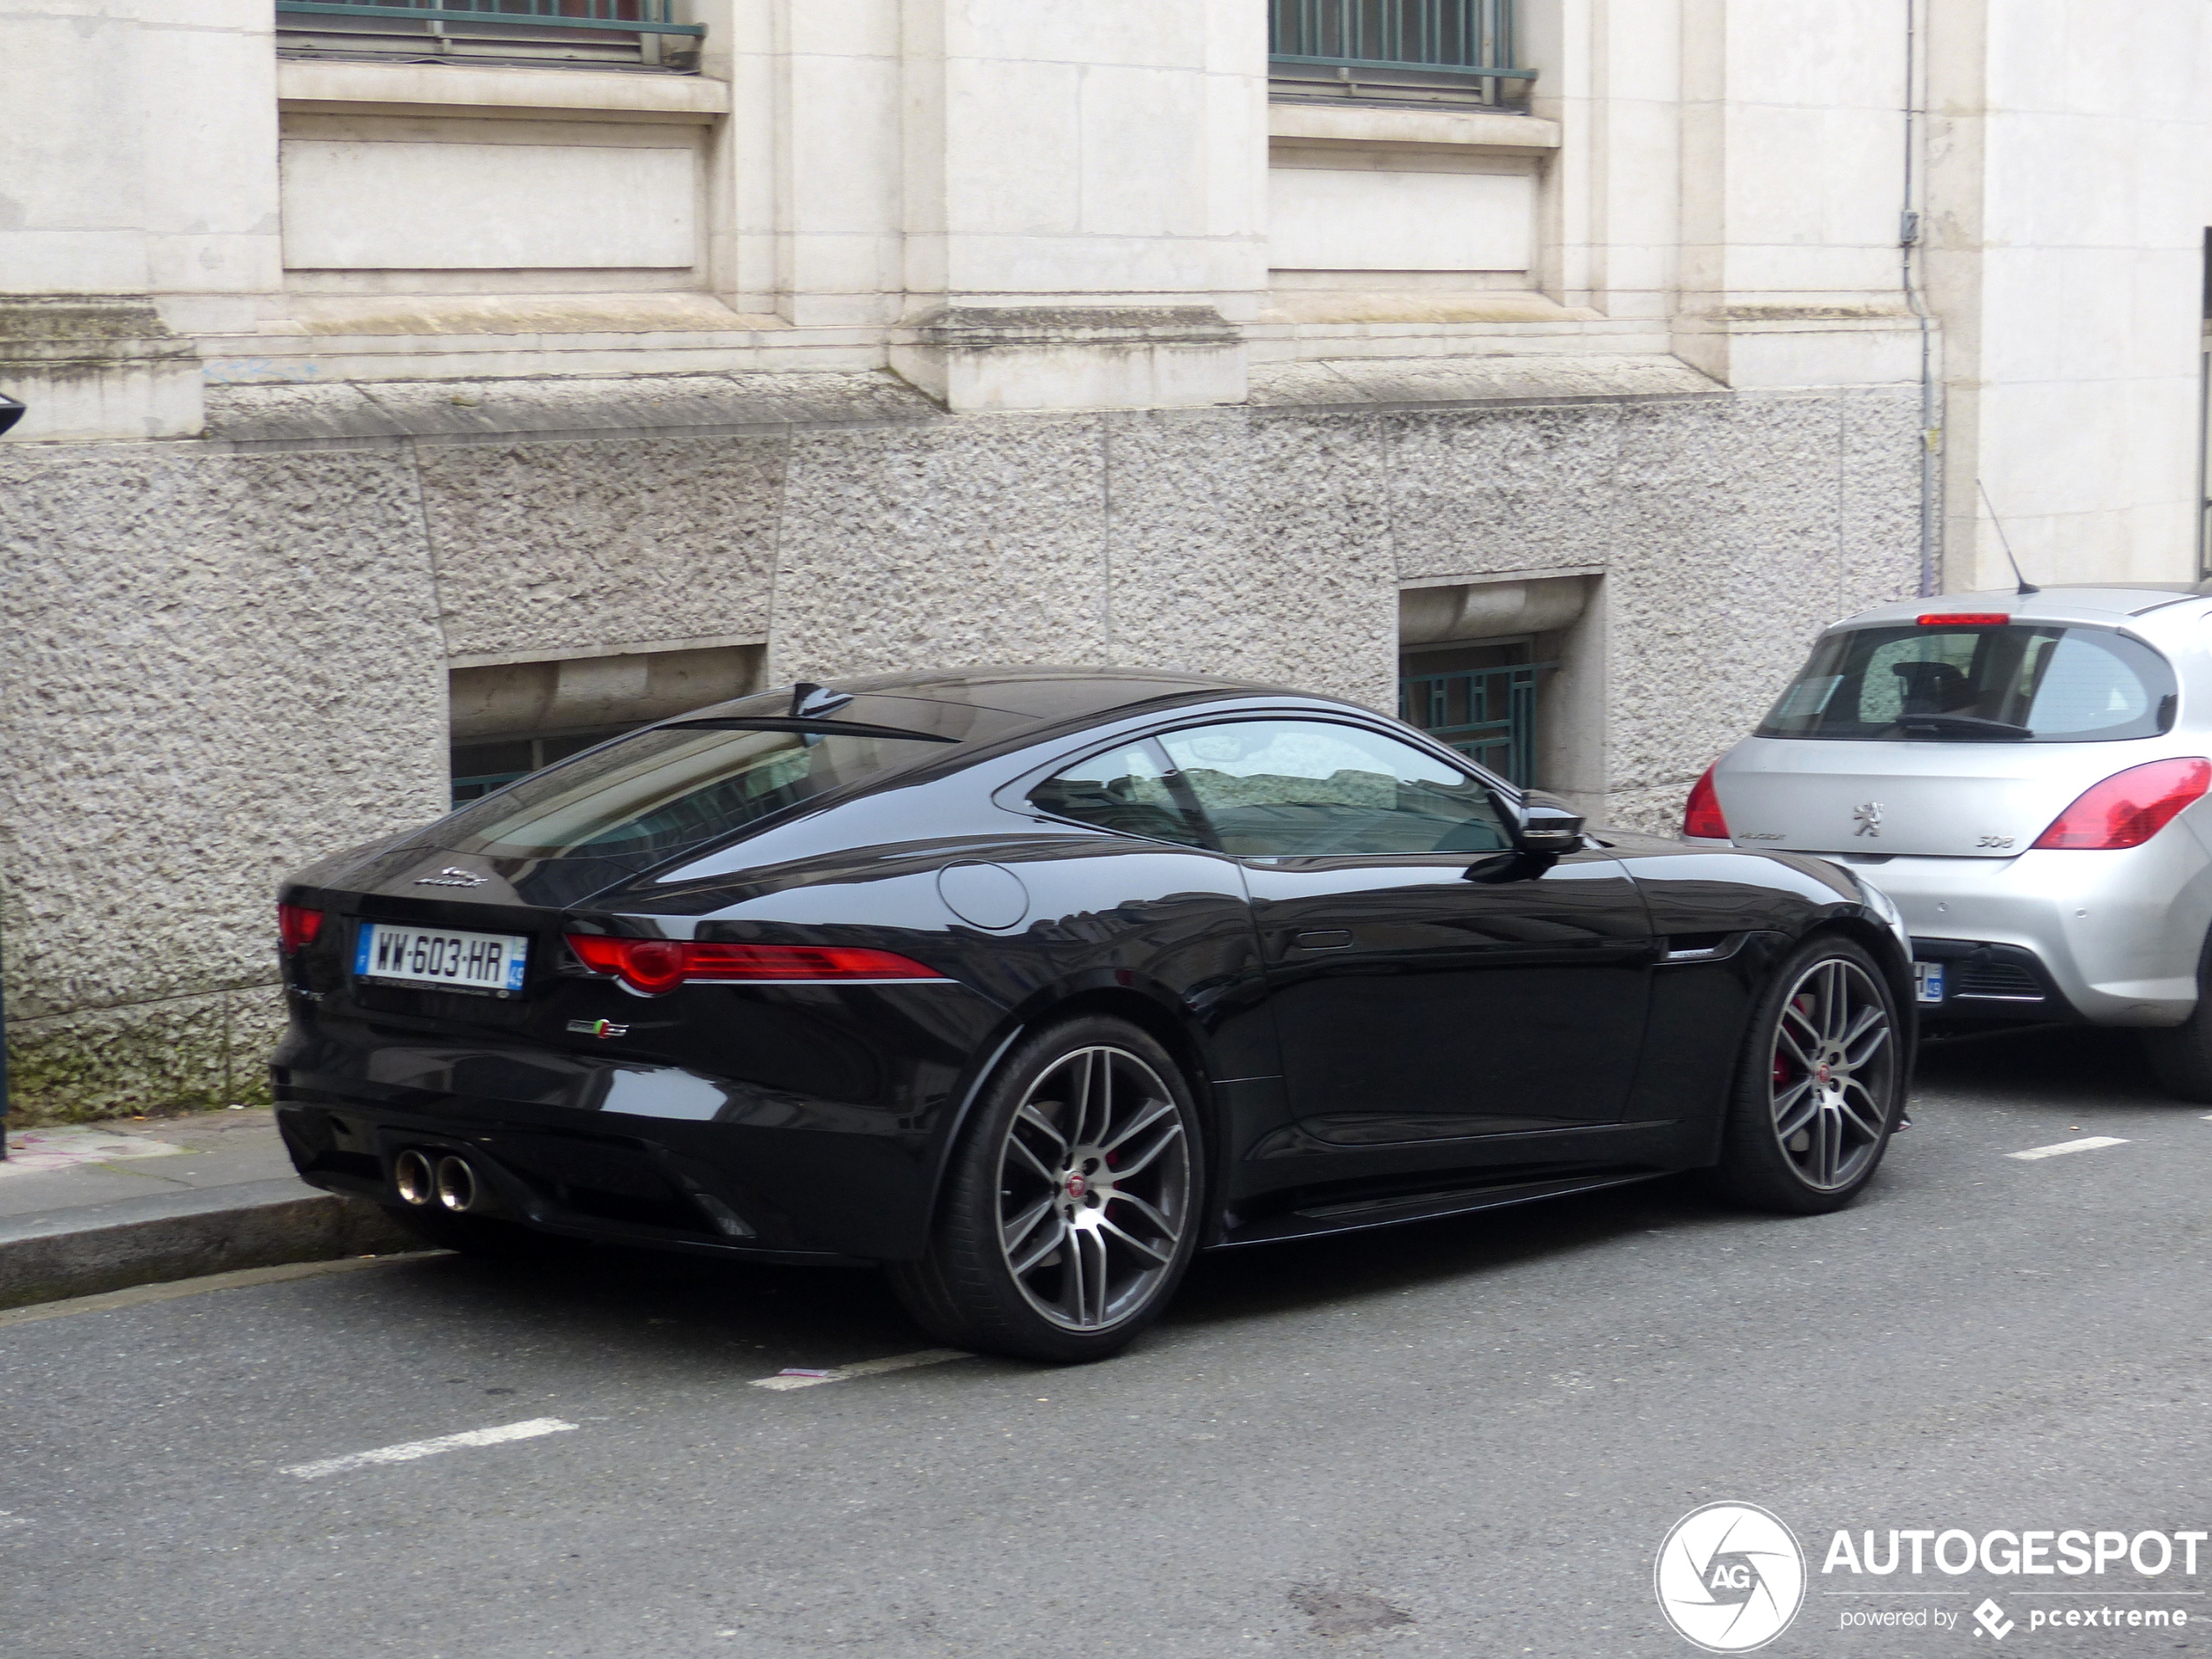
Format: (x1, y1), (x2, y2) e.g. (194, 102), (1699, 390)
(1154, 718), (1656, 1147)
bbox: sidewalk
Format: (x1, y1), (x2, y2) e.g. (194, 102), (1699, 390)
(0, 1109), (415, 1310)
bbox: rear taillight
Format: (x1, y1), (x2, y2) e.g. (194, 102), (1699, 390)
(279, 903), (325, 953)
(564, 935), (946, 996)
(2032, 758), (2212, 850)
(1683, 765), (1730, 840)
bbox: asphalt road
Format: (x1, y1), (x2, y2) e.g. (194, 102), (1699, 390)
(4, 1025), (2209, 1659)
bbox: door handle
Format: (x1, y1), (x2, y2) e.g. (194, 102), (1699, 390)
(1292, 929), (1354, 951)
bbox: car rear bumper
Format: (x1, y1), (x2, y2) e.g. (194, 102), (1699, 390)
(1831, 840), (2212, 1026)
(273, 1061), (968, 1264)
(1907, 937), (2082, 1025)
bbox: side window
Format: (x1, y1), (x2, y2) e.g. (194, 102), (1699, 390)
(1028, 740), (1207, 846)
(1157, 719), (1514, 858)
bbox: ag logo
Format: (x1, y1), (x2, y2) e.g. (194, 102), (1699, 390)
(1655, 1501), (1805, 1652)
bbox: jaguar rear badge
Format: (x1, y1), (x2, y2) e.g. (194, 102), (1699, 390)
(566, 1019), (630, 1040)
(1852, 800), (1883, 838)
(415, 867), (489, 888)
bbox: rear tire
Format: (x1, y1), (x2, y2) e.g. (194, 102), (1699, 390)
(888, 1016), (1206, 1365)
(1707, 935), (1905, 1215)
(2138, 928), (2212, 1100)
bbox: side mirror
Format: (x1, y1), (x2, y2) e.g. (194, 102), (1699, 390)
(1515, 791), (1587, 855)
(0, 395), (24, 438)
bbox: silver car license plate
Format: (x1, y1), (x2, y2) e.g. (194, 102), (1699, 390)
(355, 922), (529, 995)
(1913, 961), (1946, 1004)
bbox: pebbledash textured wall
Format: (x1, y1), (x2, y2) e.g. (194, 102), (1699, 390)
(0, 369), (1922, 1123)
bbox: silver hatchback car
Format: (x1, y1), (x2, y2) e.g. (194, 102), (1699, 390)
(1689, 583), (2212, 1098)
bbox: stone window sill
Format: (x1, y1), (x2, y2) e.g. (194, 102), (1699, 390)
(275, 58), (730, 123)
(1267, 101), (1559, 154)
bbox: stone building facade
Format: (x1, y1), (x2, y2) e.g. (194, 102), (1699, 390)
(1, 0), (2206, 1122)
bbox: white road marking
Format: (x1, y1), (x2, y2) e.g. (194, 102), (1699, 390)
(281, 1417), (577, 1479)
(2008, 1136), (2129, 1161)
(749, 1348), (971, 1391)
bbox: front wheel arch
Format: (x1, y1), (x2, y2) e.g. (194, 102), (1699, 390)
(1705, 930), (1908, 1214)
(1800, 912), (1920, 1069)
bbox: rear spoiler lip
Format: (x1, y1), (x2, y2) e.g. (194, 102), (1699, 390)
(664, 717), (959, 744)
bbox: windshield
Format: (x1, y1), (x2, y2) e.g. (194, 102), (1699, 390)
(435, 725), (945, 874)
(1757, 624), (2176, 742)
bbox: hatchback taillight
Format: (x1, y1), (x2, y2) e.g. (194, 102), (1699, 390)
(278, 903), (325, 953)
(2031, 758), (2212, 850)
(1683, 765), (1730, 840)
(564, 935), (946, 996)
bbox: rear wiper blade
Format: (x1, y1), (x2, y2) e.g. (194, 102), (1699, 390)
(1895, 713), (2033, 738)
(666, 717), (959, 744)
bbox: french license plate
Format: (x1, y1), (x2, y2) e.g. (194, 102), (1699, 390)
(1914, 961), (1946, 1004)
(355, 922), (529, 996)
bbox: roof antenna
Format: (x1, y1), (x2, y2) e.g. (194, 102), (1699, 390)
(1978, 480), (2039, 595)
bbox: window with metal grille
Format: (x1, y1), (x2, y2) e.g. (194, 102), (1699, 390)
(275, 1), (704, 71)
(1389, 645), (1548, 783)
(1270, 0), (1534, 105)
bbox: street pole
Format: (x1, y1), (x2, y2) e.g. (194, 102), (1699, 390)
(0, 392), (24, 1156)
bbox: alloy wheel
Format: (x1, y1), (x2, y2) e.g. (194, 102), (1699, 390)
(995, 1044), (1191, 1332)
(1768, 956), (1895, 1191)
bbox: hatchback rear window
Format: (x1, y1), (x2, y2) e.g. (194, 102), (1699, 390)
(438, 725), (946, 872)
(1757, 624), (2176, 743)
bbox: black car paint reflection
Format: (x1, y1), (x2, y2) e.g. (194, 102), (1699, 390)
(273, 669), (1911, 1265)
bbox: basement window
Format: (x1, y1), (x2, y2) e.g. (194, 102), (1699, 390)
(448, 643), (762, 808)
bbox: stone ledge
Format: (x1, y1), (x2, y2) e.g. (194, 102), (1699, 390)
(1248, 353), (1723, 409)
(276, 57), (730, 121)
(901, 307), (1244, 350)
(1268, 101), (1561, 152)
(0, 296), (205, 442)
(203, 369), (942, 445)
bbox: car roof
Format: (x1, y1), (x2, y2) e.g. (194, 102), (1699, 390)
(1831, 583), (2212, 631)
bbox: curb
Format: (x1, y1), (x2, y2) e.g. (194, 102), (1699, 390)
(0, 1177), (419, 1311)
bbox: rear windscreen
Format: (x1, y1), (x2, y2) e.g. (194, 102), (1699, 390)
(1757, 624), (2176, 743)
(435, 725), (945, 872)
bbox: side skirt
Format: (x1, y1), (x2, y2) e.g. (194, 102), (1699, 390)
(1208, 1169), (1672, 1250)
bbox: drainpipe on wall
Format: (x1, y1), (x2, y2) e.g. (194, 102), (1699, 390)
(1902, 0), (1939, 598)
(0, 392), (22, 1157)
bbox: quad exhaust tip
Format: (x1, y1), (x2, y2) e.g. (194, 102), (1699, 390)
(394, 1148), (489, 1213)
(394, 1148), (435, 1207)
(434, 1155), (481, 1213)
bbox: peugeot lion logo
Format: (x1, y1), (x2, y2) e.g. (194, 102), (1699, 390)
(1852, 800), (1884, 839)
(1655, 1501), (1806, 1652)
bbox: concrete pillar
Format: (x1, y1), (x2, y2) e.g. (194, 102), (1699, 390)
(891, 0), (1268, 411)
(0, 1), (280, 441)
(1525, 0), (1683, 322)
(1669, 0), (1919, 389)
(1926, 0), (2212, 588)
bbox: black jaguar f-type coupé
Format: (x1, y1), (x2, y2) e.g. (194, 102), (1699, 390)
(273, 669), (1912, 1361)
